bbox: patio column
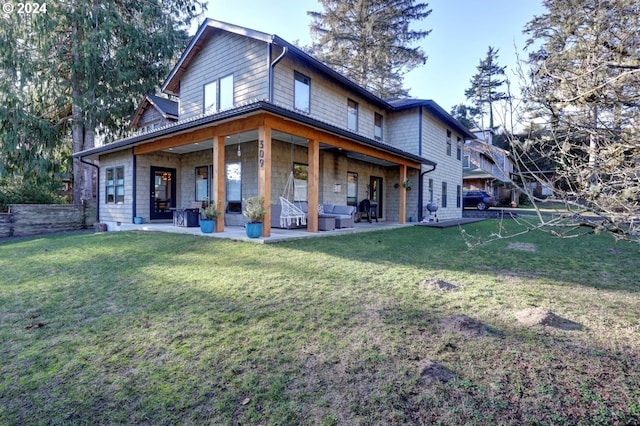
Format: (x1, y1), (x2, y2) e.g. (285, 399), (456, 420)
(307, 138), (319, 233)
(399, 164), (407, 224)
(213, 135), (226, 232)
(258, 125), (272, 237)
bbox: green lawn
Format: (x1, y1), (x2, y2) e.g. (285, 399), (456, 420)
(1, 222), (638, 425)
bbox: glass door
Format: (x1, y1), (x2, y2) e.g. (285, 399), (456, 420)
(369, 176), (383, 218)
(150, 166), (176, 220)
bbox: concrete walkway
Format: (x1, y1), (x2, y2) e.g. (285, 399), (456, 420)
(113, 220), (413, 244)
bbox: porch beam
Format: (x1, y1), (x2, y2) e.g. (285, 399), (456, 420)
(307, 138), (319, 233)
(399, 164), (407, 224)
(133, 114), (266, 155)
(212, 135), (226, 232)
(264, 114), (421, 169)
(258, 124), (272, 237)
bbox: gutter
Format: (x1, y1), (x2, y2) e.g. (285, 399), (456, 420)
(79, 156), (100, 223)
(417, 164), (437, 222)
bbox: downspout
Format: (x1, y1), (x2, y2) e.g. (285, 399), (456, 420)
(418, 164), (437, 222)
(268, 41), (287, 101)
(79, 156), (100, 223)
(132, 153), (137, 221)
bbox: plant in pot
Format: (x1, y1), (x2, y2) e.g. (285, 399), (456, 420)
(242, 196), (268, 238)
(199, 200), (221, 233)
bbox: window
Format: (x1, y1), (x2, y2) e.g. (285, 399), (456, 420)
(105, 166), (124, 204)
(204, 81), (217, 113)
(463, 154), (470, 168)
(204, 74), (234, 114)
(457, 137), (462, 160)
(219, 75), (234, 110)
(456, 185), (461, 208)
(294, 71), (310, 113)
(347, 172), (358, 206)
(428, 178), (433, 203)
(442, 182), (448, 208)
(374, 113), (383, 141)
(226, 162), (242, 213)
(347, 99), (358, 131)
(446, 129), (452, 156)
(293, 163), (308, 201)
(195, 166), (210, 202)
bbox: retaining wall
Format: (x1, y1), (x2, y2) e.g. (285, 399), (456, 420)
(0, 201), (96, 238)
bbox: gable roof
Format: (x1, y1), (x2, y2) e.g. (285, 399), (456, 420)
(162, 19), (473, 139)
(130, 94), (178, 128)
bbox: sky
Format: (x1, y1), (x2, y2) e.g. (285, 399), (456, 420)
(201, 0), (546, 115)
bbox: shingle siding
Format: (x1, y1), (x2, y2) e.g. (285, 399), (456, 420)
(179, 31), (269, 120)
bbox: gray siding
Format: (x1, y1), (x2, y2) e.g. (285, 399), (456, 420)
(179, 31), (269, 120)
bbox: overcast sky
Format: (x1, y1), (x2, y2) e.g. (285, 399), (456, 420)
(201, 0), (545, 115)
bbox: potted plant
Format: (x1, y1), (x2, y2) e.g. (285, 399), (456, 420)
(243, 196), (268, 238)
(199, 200), (221, 233)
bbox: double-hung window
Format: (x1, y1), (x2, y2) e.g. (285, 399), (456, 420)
(374, 113), (383, 141)
(204, 74), (234, 114)
(456, 137), (462, 160)
(105, 166), (124, 204)
(428, 179), (434, 203)
(446, 130), (452, 156)
(294, 71), (310, 113)
(347, 99), (358, 131)
(456, 185), (462, 208)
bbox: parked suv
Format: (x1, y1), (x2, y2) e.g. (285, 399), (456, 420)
(463, 190), (496, 211)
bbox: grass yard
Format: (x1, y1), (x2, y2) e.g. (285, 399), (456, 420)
(1, 221), (639, 425)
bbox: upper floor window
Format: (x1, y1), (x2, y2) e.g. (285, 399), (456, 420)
(294, 71), (310, 113)
(204, 74), (234, 114)
(456, 137), (462, 160)
(374, 113), (383, 141)
(105, 166), (124, 204)
(446, 129), (452, 156)
(463, 154), (470, 168)
(347, 99), (358, 131)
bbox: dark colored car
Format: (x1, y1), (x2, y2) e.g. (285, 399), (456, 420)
(463, 190), (496, 211)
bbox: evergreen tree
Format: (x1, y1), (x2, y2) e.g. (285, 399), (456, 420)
(464, 46), (508, 129)
(0, 0), (205, 203)
(450, 103), (481, 130)
(519, 0), (640, 240)
(308, 0), (431, 99)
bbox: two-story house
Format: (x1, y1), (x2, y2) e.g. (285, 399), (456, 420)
(74, 19), (473, 237)
(463, 128), (517, 205)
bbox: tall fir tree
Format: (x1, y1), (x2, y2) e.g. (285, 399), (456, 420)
(464, 46), (508, 129)
(308, 0), (431, 99)
(0, 0), (205, 203)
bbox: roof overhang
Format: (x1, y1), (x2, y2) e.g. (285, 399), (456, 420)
(74, 101), (434, 168)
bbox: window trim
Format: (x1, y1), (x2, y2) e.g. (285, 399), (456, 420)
(347, 98), (358, 132)
(374, 112), (383, 141)
(105, 166), (125, 205)
(203, 73), (234, 114)
(294, 71), (311, 113)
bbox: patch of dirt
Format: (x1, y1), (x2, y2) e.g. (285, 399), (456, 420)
(514, 307), (583, 330)
(439, 314), (487, 338)
(419, 359), (455, 384)
(507, 242), (537, 252)
(419, 278), (459, 292)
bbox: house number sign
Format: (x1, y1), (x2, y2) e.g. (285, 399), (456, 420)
(259, 139), (265, 168)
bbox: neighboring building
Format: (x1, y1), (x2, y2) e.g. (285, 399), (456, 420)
(74, 19), (473, 236)
(463, 128), (517, 205)
(130, 94), (179, 133)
